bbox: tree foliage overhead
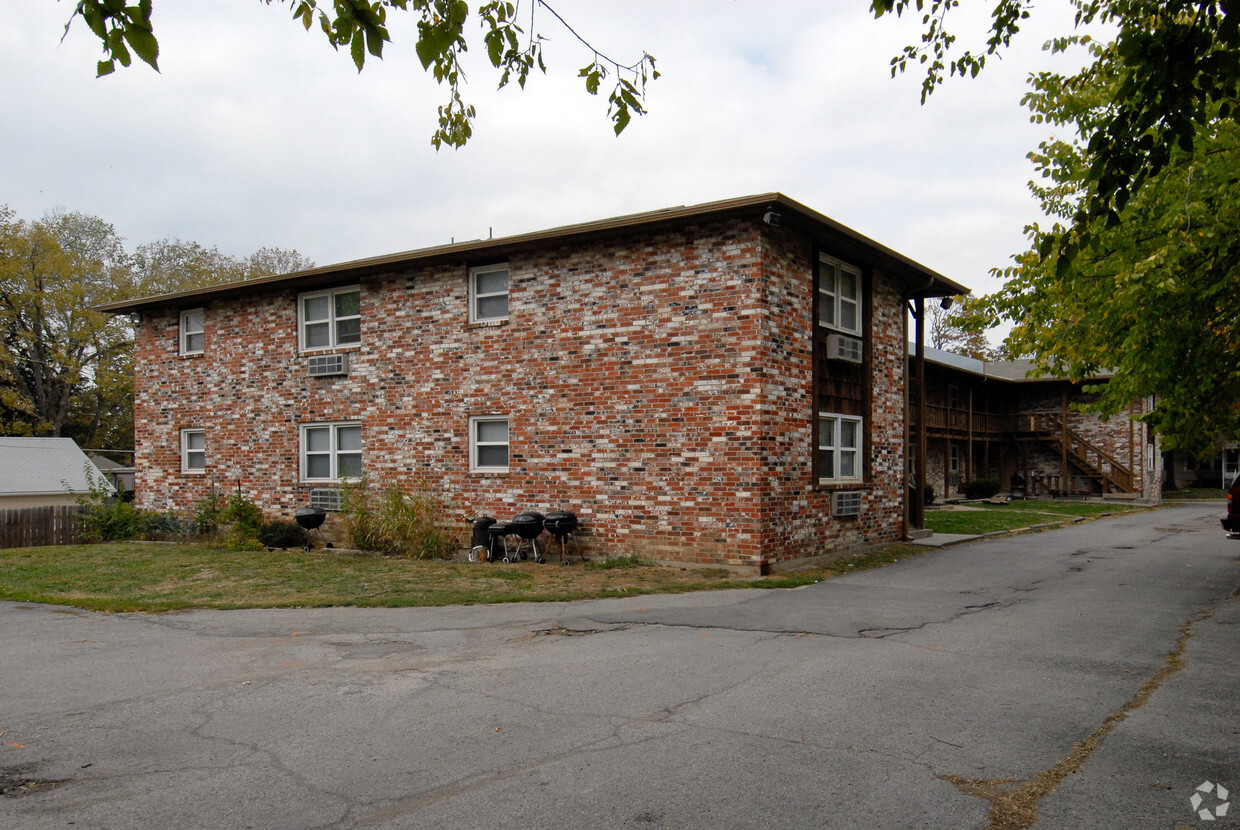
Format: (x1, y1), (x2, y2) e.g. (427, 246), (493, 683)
(66, 0), (658, 149)
(993, 38), (1239, 453)
(0, 205), (313, 451)
(875, 1), (1240, 453)
(872, 0), (1238, 240)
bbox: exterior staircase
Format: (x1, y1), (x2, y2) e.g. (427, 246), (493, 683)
(1021, 413), (1135, 496)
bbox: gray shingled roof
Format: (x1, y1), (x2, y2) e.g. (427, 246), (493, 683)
(0, 437), (114, 497)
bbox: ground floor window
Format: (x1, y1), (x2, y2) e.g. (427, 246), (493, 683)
(818, 414), (862, 483)
(300, 422), (361, 482)
(181, 428), (205, 473)
(470, 415), (509, 472)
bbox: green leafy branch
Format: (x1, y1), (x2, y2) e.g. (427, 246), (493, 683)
(67, 0), (160, 76)
(63, 0), (658, 149)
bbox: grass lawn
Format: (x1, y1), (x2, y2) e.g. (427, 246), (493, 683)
(0, 541), (926, 613)
(925, 499), (1148, 536)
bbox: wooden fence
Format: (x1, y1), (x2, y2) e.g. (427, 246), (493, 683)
(0, 505), (85, 549)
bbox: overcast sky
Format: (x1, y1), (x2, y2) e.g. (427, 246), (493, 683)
(4, 1), (1097, 298)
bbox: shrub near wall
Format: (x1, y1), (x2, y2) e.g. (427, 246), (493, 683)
(964, 478), (1001, 499)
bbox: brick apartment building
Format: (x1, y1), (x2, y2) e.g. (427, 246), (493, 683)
(914, 346), (1162, 503)
(101, 194), (965, 570)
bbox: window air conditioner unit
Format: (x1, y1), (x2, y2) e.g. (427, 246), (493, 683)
(307, 353), (348, 377)
(826, 334), (863, 364)
(831, 490), (862, 517)
(309, 488), (345, 512)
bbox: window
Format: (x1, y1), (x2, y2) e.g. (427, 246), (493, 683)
(818, 255), (862, 335)
(470, 416), (509, 472)
(300, 422), (362, 481)
(180, 309), (204, 355)
(470, 264), (509, 323)
(818, 414), (862, 483)
(950, 443), (961, 473)
(299, 287), (361, 351)
(947, 384), (963, 410)
(181, 428), (205, 473)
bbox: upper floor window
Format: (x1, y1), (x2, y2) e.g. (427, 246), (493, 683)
(300, 422), (362, 482)
(299, 287), (361, 351)
(818, 255), (862, 335)
(818, 414), (862, 483)
(181, 428), (205, 473)
(948, 385), (964, 410)
(470, 415), (509, 472)
(180, 309), (204, 355)
(470, 264), (509, 323)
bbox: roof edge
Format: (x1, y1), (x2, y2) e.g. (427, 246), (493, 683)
(98, 193), (967, 314)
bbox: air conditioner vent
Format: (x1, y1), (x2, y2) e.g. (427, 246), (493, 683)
(830, 490), (862, 517)
(309, 488), (344, 511)
(307, 353), (348, 377)
(826, 334), (863, 364)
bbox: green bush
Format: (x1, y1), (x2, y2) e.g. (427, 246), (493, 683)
(74, 466), (140, 542)
(341, 478), (460, 558)
(964, 478), (1001, 499)
(259, 520), (308, 549)
(924, 483), (936, 505)
(135, 512), (196, 541)
(193, 489), (225, 535)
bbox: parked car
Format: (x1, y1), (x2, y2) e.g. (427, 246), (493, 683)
(1223, 473), (1240, 537)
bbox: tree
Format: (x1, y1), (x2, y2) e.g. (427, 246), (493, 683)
(129, 239), (315, 297)
(872, 1), (1239, 254)
(0, 205), (316, 451)
(873, 2), (1240, 452)
(0, 208), (135, 441)
(988, 37), (1240, 454)
(928, 295), (995, 360)
(66, 0), (658, 149)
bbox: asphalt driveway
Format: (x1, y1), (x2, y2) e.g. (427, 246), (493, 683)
(2, 502), (1237, 829)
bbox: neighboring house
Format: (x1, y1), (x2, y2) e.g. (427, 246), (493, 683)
(89, 454), (136, 500)
(1166, 446), (1238, 490)
(912, 346), (1161, 503)
(99, 194), (964, 570)
(0, 437), (113, 508)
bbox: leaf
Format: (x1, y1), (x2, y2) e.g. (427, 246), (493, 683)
(123, 24), (160, 71)
(350, 27), (365, 70)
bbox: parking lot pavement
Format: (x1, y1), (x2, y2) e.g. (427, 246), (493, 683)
(1, 502), (1236, 829)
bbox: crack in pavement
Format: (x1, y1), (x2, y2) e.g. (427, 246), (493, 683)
(937, 606), (1215, 830)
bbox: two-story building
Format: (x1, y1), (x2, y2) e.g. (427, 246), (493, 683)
(912, 346), (1161, 503)
(100, 194), (966, 570)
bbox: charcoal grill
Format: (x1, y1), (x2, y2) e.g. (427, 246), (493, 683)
(486, 521), (515, 562)
(543, 511), (579, 565)
(510, 512), (545, 563)
(469, 517), (496, 562)
(295, 506), (327, 552)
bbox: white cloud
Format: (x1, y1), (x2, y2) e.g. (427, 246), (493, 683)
(2, 0), (1103, 297)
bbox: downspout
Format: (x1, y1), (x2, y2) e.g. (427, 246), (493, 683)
(907, 276), (935, 534)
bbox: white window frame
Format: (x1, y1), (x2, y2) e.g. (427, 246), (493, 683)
(180, 308), (205, 355)
(818, 414), (863, 484)
(818, 254), (863, 336)
(950, 443), (961, 473)
(299, 422), (362, 483)
(298, 286), (361, 352)
(469, 264), (509, 323)
(470, 415), (510, 473)
(181, 428), (206, 474)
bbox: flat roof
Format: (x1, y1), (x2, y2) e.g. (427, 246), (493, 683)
(97, 193), (968, 314)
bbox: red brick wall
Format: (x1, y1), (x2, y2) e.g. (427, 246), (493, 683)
(133, 217), (910, 567)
